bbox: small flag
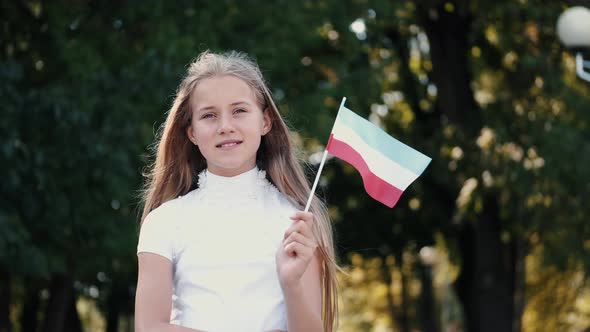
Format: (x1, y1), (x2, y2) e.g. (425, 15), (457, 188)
(326, 102), (431, 208)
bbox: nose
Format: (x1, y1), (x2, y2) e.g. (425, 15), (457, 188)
(217, 114), (235, 134)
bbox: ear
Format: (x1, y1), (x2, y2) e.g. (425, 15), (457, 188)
(262, 108), (272, 136)
(186, 124), (198, 145)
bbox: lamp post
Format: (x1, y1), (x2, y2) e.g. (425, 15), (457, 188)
(557, 6), (590, 82)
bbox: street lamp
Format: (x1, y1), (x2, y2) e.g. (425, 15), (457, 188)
(557, 6), (590, 82)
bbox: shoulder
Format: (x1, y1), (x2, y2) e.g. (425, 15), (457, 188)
(275, 190), (301, 214)
(258, 176), (301, 215)
(144, 197), (179, 223)
(143, 188), (204, 226)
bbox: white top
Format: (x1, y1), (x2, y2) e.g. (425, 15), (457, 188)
(137, 166), (299, 332)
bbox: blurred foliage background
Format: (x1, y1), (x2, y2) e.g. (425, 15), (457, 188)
(1, 0), (589, 331)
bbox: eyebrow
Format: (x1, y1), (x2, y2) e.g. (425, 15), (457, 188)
(196, 101), (254, 113)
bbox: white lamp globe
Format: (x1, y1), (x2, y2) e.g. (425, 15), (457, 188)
(557, 6), (590, 49)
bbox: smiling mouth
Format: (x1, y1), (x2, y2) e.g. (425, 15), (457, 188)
(216, 141), (243, 148)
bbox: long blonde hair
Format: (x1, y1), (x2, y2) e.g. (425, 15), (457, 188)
(139, 50), (339, 331)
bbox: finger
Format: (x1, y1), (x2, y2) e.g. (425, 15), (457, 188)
(284, 241), (314, 258)
(289, 211), (315, 237)
(290, 211), (314, 223)
(283, 231), (316, 248)
(283, 220), (314, 240)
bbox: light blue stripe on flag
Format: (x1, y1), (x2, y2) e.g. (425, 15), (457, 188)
(337, 106), (431, 175)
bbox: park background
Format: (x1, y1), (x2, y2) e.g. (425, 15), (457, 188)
(1, 0), (590, 331)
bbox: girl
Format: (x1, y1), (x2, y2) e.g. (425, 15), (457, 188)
(135, 51), (339, 332)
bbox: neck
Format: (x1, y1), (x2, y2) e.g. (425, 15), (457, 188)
(206, 165), (258, 178)
(207, 163), (256, 178)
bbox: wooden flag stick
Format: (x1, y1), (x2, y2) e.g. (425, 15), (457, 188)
(304, 97), (347, 212)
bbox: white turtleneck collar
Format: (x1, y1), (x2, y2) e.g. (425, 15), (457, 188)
(196, 166), (273, 200)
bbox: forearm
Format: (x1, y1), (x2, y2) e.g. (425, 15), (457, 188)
(283, 284), (324, 332)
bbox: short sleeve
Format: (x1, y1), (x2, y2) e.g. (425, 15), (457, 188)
(137, 206), (175, 262)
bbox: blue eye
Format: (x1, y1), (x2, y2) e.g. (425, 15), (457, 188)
(201, 113), (215, 119)
(234, 108), (247, 114)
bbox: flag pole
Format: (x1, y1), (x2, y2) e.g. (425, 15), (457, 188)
(304, 97), (347, 212)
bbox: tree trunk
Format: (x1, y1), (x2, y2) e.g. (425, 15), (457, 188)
(453, 197), (513, 332)
(417, 0), (481, 135)
(21, 282), (41, 332)
(418, 2), (517, 331)
(65, 289), (83, 332)
(419, 263), (438, 332)
(454, 222), (477, 332)
(473, 194), (512, 331)
(0, 267), (11, 332)
(42, 275), (73, 332)
(106, 281), (125, 332)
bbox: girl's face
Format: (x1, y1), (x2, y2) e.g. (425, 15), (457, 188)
(186, 75), (271, 177)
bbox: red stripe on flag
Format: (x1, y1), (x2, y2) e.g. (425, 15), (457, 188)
(327, 134), (404, 208)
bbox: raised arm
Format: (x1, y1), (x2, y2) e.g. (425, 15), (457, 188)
(282, 250), (323, 332)
(277, 211), (324, 332)
(135, 253), (203, 332)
